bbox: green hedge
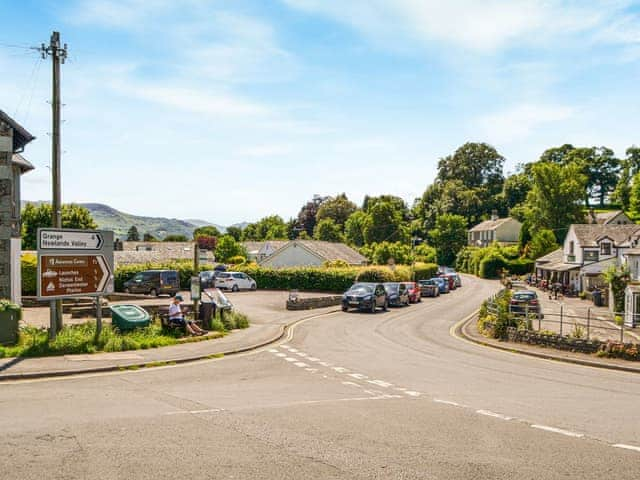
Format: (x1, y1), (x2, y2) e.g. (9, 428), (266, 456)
(235, 265), (358, 292)
(505, 258), (534, 275)
(21, 254), (37, 296)
(413, 262), (438, 281)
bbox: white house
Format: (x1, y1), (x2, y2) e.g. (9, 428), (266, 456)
(258, 240), (368, 268)
(468, 214), (522, 248)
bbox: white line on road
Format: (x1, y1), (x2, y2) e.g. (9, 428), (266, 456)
(267, 349), (279, 353)
(348, 373), (368, 380)
(318, 362), (331, 367)
(368, 380), (392, 388)
(612, 444), (640, 453)
(307, 357), (320, 362)
(404, 391), (421, 397)
(531, 425), (584, 438)
(476, 410), (513, 421)
(295, 352), (308, 357)
(274, 353), (287, 357)
(433, 399), (465, 407)
(284, 357), (297, 362)
(288, 348), (299, 353)
(332, 367), (349, 373)
(342, 381), (362, 388)
(164, 408), (224, 415)
(305, 368), (319, 373)
(294, 362), (309, 368)
(394, 387), (407, 391)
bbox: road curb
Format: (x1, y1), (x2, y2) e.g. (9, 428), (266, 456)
(453, 312), (640, 375)
(0, 309), (341, 382)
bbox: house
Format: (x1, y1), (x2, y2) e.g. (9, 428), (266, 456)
(258, 240), (368, 268)
(587, 209), (633, 225)
(537, 223), (640, 292)
(468, 213), (522, 248)
(242, 241), (288, 263)
(114, 241), (198, 267)
(0, 110), (35, 304)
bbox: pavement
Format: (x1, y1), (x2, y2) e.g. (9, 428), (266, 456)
(0, 291), (339, 381)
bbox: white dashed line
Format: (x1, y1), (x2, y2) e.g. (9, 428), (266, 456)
(434, 399), (464, 407)
(318, 362), (331, 367)
(342, 381), (362, 388)
(404, 391), (421, 397)
(267, 349), (279, 353)
(284, 357), (297, 362)
(274, 353), (287, 357)
(531, 425), (584, 438)
(305, 368), (319, 373)
(165, 408), (224, 415)
(307, 357), (320, 362)
(476, 410), (513, 421)
(394, 387), (407, 392)
(294, 362), (309, 368)
(368, 380), (392, 388)
(295, 352), (308, 357)
(348, 373), (368, 380)
(288, 348), (299, 353)
(612, 444), (640, 453)
(332, 367), (349, 373)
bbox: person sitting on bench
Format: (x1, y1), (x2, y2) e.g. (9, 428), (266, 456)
(168, 295), (207, 336)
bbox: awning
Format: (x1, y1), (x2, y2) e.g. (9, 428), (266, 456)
(537, 261), (580, 272)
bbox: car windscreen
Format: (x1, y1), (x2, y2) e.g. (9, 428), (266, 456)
(513, 292), (536, 301)
(348, 285), (373, 294)
(384, 284), (399, 292)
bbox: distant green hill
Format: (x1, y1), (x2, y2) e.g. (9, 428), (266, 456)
(21, 201), (229, 240)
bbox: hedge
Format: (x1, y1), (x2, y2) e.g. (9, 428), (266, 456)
(413, 262), (438, 281)
(21, 254), (37, 296)
(235, 265), (358, 292)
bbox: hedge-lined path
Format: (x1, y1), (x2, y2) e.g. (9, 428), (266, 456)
(1, 291), (339, 381)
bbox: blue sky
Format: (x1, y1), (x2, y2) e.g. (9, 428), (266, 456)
(2, 0), (640, 225)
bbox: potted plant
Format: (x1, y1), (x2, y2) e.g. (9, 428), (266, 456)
(0, 299), (22, 345)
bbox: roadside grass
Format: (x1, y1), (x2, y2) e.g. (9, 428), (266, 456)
(0, 310), (249, 359)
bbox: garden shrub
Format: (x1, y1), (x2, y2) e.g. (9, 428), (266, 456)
(355, 267), (397, 283)
(413, 262), (439, 281)
(505, 258), (534, 275)
(227, 255), (246, 265)
(236, 265), (358, 292)
(479, 253), (507, 279)
(21, 254), (37, 296)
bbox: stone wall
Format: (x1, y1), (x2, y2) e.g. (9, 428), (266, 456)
(0, 122), (13, 300)
(286, 295), (342, 310)
(506, 326), (601, 354)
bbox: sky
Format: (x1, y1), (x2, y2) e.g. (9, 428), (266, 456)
(2, 0), (640, 226)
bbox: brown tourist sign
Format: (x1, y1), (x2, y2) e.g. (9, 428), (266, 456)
(38, 254), (112, 299)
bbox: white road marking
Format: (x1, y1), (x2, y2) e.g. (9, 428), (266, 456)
(274, 353), (287, 357)
(348, 373), (368, 380)
(294, 362), (309, 368)
(476, 410), (513, 421)
(332, 367), (349, 373)
(268, 349), (279, 353)
(368, 380), (392, 388)
(305, 368), (319, 373)
(433, 399), (464, 407)
(164, 408), (224, 415)
(288, 348), (299, 353)
(307, 357), (320, 362)
(284, 357), (297, 362)
(404, 391), (421, 397)
(363, 389), (381, 396)
(318, 362), (331, 367)
(531, 425), (584, 438)
(394, 387), (407, 391)
(295, 352), (308, 357)
(612, 444), (640, 453)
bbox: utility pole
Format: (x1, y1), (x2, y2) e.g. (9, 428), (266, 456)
(40, 31), (67, 338)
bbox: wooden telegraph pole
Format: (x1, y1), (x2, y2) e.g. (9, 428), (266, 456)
(40, 32), (68, 337)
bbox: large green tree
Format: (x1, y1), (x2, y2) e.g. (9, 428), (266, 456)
(127, 225), (140, 241)
(21, 203), (98, 250)
(225, 226), (243, 242)
(436, 142), (505, 196)
(313, 218), (344, 243)
(193, 225), (221, 239)
(362, 200), (408, 244)
(564, 146), (620, 207)
(428, 214), (468, 266)
(215, 235), (247, 262)
(344, 210), (368, 247)
(523, 162), (586, 242)
(296, 195), (328, 237)
(315, 193), (357, 230)
(243, 215), (288, 240)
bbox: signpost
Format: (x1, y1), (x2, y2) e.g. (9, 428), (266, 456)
(37, 228), (114, 339)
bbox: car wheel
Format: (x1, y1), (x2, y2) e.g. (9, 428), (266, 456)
(232, 284), (239, 292)
(250, 283), (257, 291)
(383, 300), (388, 312)
(342, 306), (348, 312)
(150, 288), (158, 297)
(370, 301), (376, 314)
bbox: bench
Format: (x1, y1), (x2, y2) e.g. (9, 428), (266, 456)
(156, 306), (199, 330)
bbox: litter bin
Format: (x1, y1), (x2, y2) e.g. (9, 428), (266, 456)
(592, 290), (603, 307)
(199, 301), (216, 329)
(0, 309), (20, 345)
(110, 304), (151, 331)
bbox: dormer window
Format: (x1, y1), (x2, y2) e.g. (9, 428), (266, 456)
(569, 241), (574, 255)
(600, 242), (611, 256)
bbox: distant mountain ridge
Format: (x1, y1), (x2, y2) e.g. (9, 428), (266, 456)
(21, 201), (244, 240)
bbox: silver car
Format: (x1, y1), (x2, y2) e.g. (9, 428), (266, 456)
(214, 272), (257, 292)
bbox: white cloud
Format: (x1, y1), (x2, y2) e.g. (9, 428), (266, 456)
(478, 103), (575, 143)
(283, 0), (629, 52)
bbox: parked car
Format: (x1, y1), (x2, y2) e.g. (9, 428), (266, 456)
(384, 282), (410, 307)
(441, 273), (457, 291)
(509, 290), (541, 315)
(418, 279), (439, 297)
(123, 269), (180, 297)
(214, 272), (257, 291)
(342, 283), (388, 313)
(401, 282), (422, 303)
(199, 270), (219, 289)
(432, 277), (450, 294)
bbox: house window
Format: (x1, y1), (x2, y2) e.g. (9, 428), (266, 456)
(584, 250), (599, 262)
(600, 242), (611, 256)
(569, 241), (574, 255)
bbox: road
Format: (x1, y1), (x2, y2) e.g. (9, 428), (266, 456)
(2, 275), (640, 479)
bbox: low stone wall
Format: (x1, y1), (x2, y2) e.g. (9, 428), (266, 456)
(506, 326), (601, 354)
(286, 295), (342, 311)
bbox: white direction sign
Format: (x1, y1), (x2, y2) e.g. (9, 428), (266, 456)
(39, 229), (104, 250)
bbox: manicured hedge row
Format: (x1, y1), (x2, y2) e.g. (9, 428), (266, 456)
(235, 265), (358, 292)
(456, 246), (533, 279)
(21, 254), (37, 296)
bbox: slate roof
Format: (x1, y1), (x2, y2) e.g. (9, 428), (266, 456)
(286, 240), (368, 265)
(0, 109), (35, 151)
(535, 248), (563, 264)
(468, 217), (519, 232)
(594, 211), (622, 224)
(571, 224), (640, 247)
(11, 153), (34, 173)
(242, 240), (288, 254)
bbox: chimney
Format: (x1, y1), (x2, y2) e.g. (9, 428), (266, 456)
(491, 209), (498, 221)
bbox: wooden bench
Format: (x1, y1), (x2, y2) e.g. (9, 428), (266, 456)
(156, 306), (199, 329)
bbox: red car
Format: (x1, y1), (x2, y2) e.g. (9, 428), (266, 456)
(401, 282), (422, 303)
(440, 274), (456, 291)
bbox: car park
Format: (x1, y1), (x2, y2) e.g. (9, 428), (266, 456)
(123, 269), (180, 297)
(384, 282), (410, 307)
(432, 277), (450, 294)
(509, 290), (541, 315)
(418, 279), (440, 297)
(214, 272), (257, 291)
(342, 283), (388, 313)
(401, 282), (421, 303)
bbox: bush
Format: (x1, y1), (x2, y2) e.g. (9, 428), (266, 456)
(227, 255), (246, 265)
(355, 267), (397, 283)
(21, 254), (37, 296)
(220, 312), (236, 331)
(479, 253), (507, 279)
(505, 258), (534, 275)
(413, 262), (438, 281)
(235, 265), (358, 292)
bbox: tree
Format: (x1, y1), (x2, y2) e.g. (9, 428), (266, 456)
(163, 234), (188, 242)
(21, 203), (98, 250)
(313, 218), (344, 242)
(629, 172), (640, 220)
(296, 195), (328, 237)
(344, 211), (367, 247)
(612, 163), (632, 211)
(564, 146), (620, 207)
(127, 225), (140, 241)
(538, 144), (575, 165)
(524, 162), (586, 242)
(315, 193), (357, 229)
(499, 172), (531, 214)
(362, 200), (408, 244)
(363, 195), (409, 219)
(226, 226), (243, 242)
(526, 229), (558, 259)
(363, 241), (413, 265)
(193, 225), (221, 239)
(143, 233), (157, 241)
(243, 215), (288, 240)
(428, 214), (468, 266)
(626, 146), (640, 176)
(215, 235), (247, 263)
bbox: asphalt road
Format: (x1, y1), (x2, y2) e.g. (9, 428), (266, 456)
(2, 275), (640, 479)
